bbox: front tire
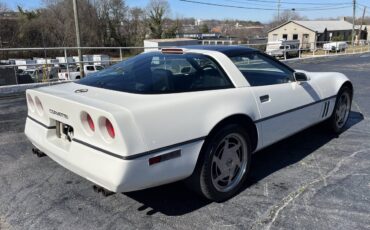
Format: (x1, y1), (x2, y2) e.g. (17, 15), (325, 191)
(328, 86), (352, 133)
(188, 124), (251, 202)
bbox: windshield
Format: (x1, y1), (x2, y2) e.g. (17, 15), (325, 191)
(78, 52), (233, 94)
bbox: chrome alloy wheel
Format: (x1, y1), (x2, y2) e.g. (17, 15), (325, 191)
(211, 133), (248, 192)
(335, 91), (351, 129)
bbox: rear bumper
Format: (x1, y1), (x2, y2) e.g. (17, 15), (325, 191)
(25, 117), (203, 192)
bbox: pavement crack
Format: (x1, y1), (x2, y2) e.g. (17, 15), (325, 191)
(251, 148), (370, 230)
(313, 155), (327, 186)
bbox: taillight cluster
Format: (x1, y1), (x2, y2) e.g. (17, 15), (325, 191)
(27, 93), (44, 116)
(81, 112), (115, 141)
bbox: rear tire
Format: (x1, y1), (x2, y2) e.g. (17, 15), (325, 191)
(187, 124), (251, 202)
(327, 86), (352, 133)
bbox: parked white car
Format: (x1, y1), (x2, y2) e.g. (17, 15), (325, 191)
(323, 41), (348, 52)
(58, 65), (104, 80)
(25, 46), (353, 201)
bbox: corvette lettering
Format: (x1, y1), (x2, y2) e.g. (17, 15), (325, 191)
(49, 109), (69, 119)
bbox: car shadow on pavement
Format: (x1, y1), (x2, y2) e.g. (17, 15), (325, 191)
(124, 111), (364, 216)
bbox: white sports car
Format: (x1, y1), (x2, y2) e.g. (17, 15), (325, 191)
(25, 46), (353, 201)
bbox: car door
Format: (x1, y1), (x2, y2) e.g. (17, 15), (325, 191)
(229, 53), (323, 148)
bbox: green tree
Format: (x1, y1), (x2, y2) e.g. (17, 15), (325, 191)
(147, 0), (169, 39)
(200, 24), (209, 33)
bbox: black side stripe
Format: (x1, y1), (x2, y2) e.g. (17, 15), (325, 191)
(255, 95), (336, 123)
(72, 137), (206, 160)
(27, 116), (56, 129)
(124, 136), (206, 160)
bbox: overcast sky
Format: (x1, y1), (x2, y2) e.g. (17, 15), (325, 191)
(3, 0), (369, 23)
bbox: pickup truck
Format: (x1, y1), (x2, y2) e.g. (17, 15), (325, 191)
(58, 65), (104, 80)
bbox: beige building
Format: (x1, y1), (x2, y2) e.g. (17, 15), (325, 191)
(267, 19), (366, 50)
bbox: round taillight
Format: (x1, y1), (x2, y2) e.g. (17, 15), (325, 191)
(35, 96), (44, 115)
(87, 114), (95, 131)
(27, 94), (35, 112)
(105, 119), (115, 139)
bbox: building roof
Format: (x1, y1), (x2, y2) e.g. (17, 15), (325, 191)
(268, 20), (355, 33)
(293, 20), (354, 32)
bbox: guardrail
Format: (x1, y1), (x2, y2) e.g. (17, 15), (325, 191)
(0, 41), (369, 86)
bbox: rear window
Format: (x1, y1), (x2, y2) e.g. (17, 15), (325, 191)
(77, 52), (233, 94)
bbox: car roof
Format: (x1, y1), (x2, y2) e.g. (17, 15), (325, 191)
(181, 45), (258, 56)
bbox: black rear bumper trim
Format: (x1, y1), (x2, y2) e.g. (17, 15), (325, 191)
(27, 116), (56, 129)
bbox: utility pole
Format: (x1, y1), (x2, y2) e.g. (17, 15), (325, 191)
(351, 0), (356, 46)
(73, 0), (84, 78)
(358, 6), (366, 42)
(277, 0), (281, 21)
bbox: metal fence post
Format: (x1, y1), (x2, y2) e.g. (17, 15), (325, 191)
(14, 66), (18, 85)
(64, 48), (70, 80)
(120, 48), (123, 61)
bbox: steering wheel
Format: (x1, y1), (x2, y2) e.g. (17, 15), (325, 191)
(201, 64), (217, 71)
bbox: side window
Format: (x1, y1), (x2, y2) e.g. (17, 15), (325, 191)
(86, 66), (95, 71)
(230, 53), (294, 86)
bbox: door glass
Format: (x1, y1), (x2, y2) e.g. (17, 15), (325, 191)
(229, 53), (294, 86)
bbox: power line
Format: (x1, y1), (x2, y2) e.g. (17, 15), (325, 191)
(227, 0), (352, 6)
(179, 0), (352, 11)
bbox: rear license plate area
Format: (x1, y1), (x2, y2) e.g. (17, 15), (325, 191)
(56, 120), (74, 142)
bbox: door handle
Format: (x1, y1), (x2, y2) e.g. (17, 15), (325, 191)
(260, 95), (270, 103)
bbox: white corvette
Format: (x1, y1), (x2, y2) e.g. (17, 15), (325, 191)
(25, 46), (353, 201)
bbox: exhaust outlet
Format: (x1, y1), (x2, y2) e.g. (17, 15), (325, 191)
(92, 185), (115, 197)
(32, 148), (46, 157)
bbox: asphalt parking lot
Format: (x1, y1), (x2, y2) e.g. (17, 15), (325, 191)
(1, 53), (370, 230)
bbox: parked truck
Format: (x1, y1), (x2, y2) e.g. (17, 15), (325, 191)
(266, 40), (300, 58)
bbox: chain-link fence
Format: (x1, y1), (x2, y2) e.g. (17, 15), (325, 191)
(0, 41), (369, 86)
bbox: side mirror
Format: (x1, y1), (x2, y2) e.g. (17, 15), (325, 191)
(294, 72), (309, 82)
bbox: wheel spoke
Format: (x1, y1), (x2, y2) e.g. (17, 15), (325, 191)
(228, 142), (241, 154)
(214, 170), (228, 183)
(222, 138), (230, 153)
(212, 156), (224, 171)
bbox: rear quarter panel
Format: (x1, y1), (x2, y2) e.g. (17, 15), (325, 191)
(129, 87), (261, 153)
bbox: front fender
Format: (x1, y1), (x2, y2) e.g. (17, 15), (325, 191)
(306, 71), (351, 98)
